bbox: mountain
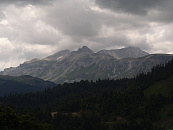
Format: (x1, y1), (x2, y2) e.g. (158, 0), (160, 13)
(0, 75), (56, 96)
(97, 46), (149, 59)
(1, 59), (173, 129)
(1, 46), (173, 83)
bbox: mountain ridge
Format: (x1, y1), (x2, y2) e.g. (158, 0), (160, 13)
(1, 46), (172, 83)
(97, 46), (149, 59)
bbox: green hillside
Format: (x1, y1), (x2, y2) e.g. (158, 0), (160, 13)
(0, 75), (56, 96)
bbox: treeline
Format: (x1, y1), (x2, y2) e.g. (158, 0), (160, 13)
(1, 59), (173, 129)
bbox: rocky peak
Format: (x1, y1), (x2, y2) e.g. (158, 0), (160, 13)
(115, 46), (149, 58)
(76, 46), (93, 53)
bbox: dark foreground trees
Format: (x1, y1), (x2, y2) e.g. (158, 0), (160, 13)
(0, 107), (53, 130)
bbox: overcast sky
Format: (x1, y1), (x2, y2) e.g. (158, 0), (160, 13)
(0, 0), (173, 70)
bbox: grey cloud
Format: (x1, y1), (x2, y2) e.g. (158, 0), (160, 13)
(0, 4), (65, 46)
(37, 0), (161, 53)
(44, 1), (101, 42)
(147, 1), (173, 23)
(0, 0), (53, 5)
(95, 0), (167, 15)
(22, 50), (48, 60)
(88, 34), (129, 51)
(0, 12), (4, 18)
(89, 34), (151, 52)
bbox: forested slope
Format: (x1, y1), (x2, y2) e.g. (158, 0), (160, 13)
(0, 75), (56, 96)
(1, 59), (173, 129)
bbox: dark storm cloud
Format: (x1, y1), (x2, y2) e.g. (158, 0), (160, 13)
(95, 0), (167, 15)
(147, 0), (173, 23)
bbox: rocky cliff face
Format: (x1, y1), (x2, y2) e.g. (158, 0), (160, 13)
(1, 46), (173, 83)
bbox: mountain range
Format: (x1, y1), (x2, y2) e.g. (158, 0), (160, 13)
(1, 46), (173, 83)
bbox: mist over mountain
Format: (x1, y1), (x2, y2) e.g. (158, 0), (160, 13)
(1, 46), (173, 83)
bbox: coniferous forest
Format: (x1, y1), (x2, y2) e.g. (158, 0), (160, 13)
(1, 59), (173, 129)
